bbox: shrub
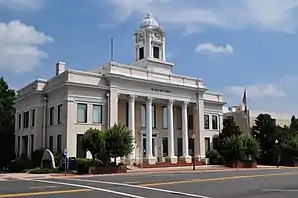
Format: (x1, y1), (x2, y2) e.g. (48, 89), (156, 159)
(206, 150), (222, 165)
(28, 168), (57, 174)
(219, 135), (261, 165)
(31, 149), (45, 168)
(8, 156), (32, 173)
(76, 158), (103, 175)
(105, 123), (134, 163)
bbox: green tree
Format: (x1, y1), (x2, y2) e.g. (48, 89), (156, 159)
(290, 115), (298, 133)
(251, 114), (278, 165)
(219, 116), (242, 147)
(105, 123), (134, 164)
(82, 128), (106, 164)
(0, 77), (16, 169)
(242, 136), (261, 161)
(219, 135), (245, 164)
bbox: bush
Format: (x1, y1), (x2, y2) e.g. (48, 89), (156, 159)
(76, 158), (103, 175)
(28, 168), (57, 174)
(8, 156), (33, 173)
(206, 150), (222, 165)
(219, 135), (261, 165)
(31, 149), (45, 168)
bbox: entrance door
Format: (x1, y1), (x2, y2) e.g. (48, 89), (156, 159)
(141, 136), (157, 158)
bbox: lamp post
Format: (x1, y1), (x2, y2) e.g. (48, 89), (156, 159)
(275, 139), (280, 167)
(192, 134), (195, 171)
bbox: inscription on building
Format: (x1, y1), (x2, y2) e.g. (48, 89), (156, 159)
(151, 88), (171, 93)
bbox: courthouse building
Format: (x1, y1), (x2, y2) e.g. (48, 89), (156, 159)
(14, 13), (225, 164)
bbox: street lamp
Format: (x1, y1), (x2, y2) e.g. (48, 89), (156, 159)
(275, 139), (280, 167)
(192, 134), (195, 171)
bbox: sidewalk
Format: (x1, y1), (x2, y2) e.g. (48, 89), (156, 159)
(0, 165), (289, 180)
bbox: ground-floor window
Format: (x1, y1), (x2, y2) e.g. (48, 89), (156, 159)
(212, 137), (219, 150)
(22, 135), (28, 157)
(205, 137), (211, 153)
(49, 136), (53, 152)
(177, 138), (182, 157)
(162, 137), (168, 157)
(76, 134), (86, 158)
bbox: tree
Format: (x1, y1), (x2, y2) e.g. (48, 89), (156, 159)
(105, 123), (134, 164)
(242, 135), (261, 161)
(0, 77), (16, 169)
(290, 115), (298, 133)
(82, 128), (106, 164)
(219, 135), (245, 164)
(219, 116), (242, 147)
(251, 114), (278, 165)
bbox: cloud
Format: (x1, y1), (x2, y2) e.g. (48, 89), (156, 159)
(0, 20), (53, 72)
(103, 0), (298, 34)
(223, 75), (298, 114)
(196, 43), (234, 54)
(0, 0), (45, 10)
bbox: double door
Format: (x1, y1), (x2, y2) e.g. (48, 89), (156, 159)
(141, 134), (157, 158)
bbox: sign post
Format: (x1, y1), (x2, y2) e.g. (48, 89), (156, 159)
(63, 149), (68, 176)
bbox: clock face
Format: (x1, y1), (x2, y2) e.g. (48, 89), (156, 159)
(154, 32), (160, 40)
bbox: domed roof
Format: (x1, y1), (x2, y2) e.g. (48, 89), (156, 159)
(140, 13), (159, 28)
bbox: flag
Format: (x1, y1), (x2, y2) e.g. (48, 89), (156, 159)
(242, 89), (247, 114)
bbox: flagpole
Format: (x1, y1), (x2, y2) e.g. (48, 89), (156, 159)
(243, 89), (250, 136)
(110, 37), (114, 62)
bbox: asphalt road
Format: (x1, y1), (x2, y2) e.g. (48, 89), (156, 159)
(2, 168), (298, 197)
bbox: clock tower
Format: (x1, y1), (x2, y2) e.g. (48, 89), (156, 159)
(132, 13), (174, 73)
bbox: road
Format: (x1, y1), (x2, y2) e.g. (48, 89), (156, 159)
(1, 168), (298, 197)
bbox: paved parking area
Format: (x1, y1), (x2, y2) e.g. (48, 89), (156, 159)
(1, 168), (298, 197)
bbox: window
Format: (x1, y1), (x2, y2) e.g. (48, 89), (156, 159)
(76, 134), (86, 158)
(50, 107), (54, 125)
(31, 109), (35, 127)
(212, 115), (218, 129)
(139, 47), (144, 60)
(152, 105), (156, 129)
(17, 136), (20, 157)
(141, 104), (146, 128)
(162, 106), (168, 129)
(213, 137), (219, 150)
(188, 115), (193, 129)
(57, 104), (62, 124)
(177, 107), (182, 129)
(31, 134), (34, 154)
(57, 135), (62, 152)
(49, 136), (54, 152)
(153, 46), (160, 59)
(162, 137), (168, 157)
(205, 137), (211, 153)
(18, 114), (21, 129)
(204, 115), (209, 129)
(77, 103), (87, 123)
(125, 102), (129, 127)
(92, 104), (102, 124)
(23, 111), (29, 128)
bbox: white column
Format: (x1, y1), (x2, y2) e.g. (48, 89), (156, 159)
(167, 99), (177, 163)
(181, 101), (191, 162)
(109, 87), (118, 126)
(197, 99), (205, 159)
(145, 97), (155, 164)
(128, 95), (136, 161)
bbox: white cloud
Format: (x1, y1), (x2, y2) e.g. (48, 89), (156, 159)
(223, 75), (298, 114)
(104, 0), (298, 34)
(0, 0), (45, 10)
(0, 21), (53, 72)
(196, 43), (234, 54)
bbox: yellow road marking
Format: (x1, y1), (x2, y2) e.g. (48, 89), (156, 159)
(0, 189), (91, 197)
(139, 172), (298, 187)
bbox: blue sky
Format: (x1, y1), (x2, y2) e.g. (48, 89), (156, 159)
(1, 0), (298, 114)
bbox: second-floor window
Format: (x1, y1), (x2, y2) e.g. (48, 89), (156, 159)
(162, 106), (168, 129)
(31, 109), (35, 127)
(140, 104), (156, 128)
(204, 114), (209, 129)
(18, 113), (21, 129)
(77, 103), (87, 123)
(92, 104), (102, 124)
(212, 115), (218, 130)
(50, 107), (54, 125)
(177, 107), (182, 129)
(23, 111), (29, 128)
(57, 104), (62, 124)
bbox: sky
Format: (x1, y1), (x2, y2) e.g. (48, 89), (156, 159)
(1, 0), (298, 115)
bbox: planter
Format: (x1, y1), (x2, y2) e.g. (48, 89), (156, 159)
(229, 161), (257, 168)
(89, 164), (127, 174)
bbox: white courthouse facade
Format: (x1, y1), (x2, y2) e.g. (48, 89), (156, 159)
(14, 13), (225, 164)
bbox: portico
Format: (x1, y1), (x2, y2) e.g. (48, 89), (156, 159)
(115, 93), (206, 164)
